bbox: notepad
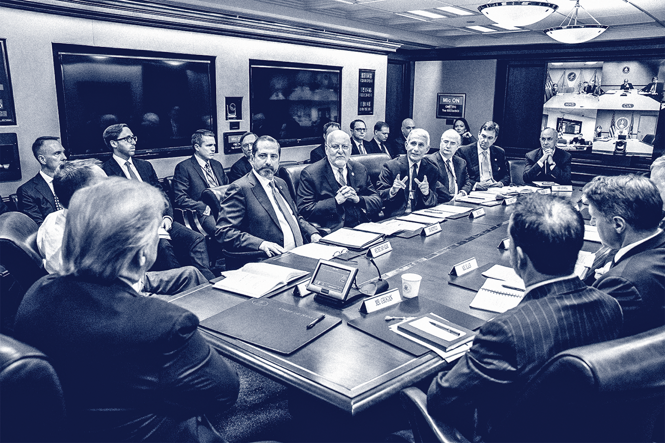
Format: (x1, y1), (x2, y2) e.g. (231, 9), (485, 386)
(469, 278), (525, 313)
(397, 313), (476, 352)
(319, 228), (384, 249)
(214, 262), (309, 298)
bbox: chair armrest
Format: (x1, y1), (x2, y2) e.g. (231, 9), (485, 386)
(400, 387), (471, 443)
(309, 222), (331, 237)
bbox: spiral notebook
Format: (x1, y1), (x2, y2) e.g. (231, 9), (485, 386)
(469, 278), (525, 313)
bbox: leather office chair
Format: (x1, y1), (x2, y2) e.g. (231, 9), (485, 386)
(278, 163), (309, 201)
(200, 184), (230, 221)
(401, 325), (665, 443)
(350, 153), (391, 188)
(0, 333), (67, 442)
(508, 159), (526, 186)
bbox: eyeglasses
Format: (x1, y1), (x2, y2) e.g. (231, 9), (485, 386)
(353, 127), (367, 132)
(328, 144), (351, 151)
(117, 135), (138, 144)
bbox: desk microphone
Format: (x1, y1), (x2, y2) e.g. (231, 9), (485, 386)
(359, 256), (390, 296)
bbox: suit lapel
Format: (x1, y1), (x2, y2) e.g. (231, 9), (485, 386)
(434, 155), (450, 190)
(615, 231), (665, 265)
(133, 159), (148, 182)
(452, 156), (464, 187)
(35, 174), (56, 208)
(211, 160), (225, 185)
(346, 161), (359, 189)
(249, 173), (280, 228)
(189, 156), (208, 185)
(324, 161), (342, 191)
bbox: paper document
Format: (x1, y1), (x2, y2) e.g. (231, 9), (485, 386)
(429, 204), (475, 214)
(470, 278), (525, 313)
(290, 243), (347, 260)
(584, 225), (602, 243)
(390, 321), (472, 361)
(215, 262), (308, 298)
(354, 222), (404, 236)
(320, 228), (383, 249)
(397, 213), (443, 225)
(482, 265), (525, 290)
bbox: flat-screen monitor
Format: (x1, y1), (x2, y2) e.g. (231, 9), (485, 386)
(557, 118), (582, 135)
(53, 44), (216, 159)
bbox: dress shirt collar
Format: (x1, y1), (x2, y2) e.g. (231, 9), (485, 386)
(614, 229), (662, 263)
(194, 154), (209, 169)
(252, 168), (274, 188)
(477, 143), (490, 159)
(39, 169), (54, 184)
(439, 151), (454, 164)
(327, 158), (348, 177)
(113, 153), (133, 169)
(524, 273), (577, 296)
(407, 158), (421, 174)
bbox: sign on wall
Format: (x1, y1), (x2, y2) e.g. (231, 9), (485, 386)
(436, 93), (466, 119)
(0, 40), (17, 126)
(358, 69), (375, 115)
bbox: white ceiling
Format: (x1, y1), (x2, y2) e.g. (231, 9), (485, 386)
(155, 0), (665, 50)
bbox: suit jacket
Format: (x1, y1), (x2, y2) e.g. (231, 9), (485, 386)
(102, 157), (174, 219)
(376, 156), (438, 218)
(15, 274), (239, 442)
(523, 147), (572, 185)
(228, 156), (252, 183)
(17, 173), (56, 226)
(389, 134), (407, 157)
(297, 158), (382, 231)
(427, 277), (622, 441)
(426, 152), (473, 203)
(174, 156), (228, 216)
(593, 231), (665, 337)
(367, 138), (396, 158)
(456, 143), (510, 188)
(349, 138), (366, 156)
(217, 172), (319, 252)
(309, 143), (326, 164)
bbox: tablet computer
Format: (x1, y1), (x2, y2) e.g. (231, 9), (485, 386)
(307, 259), (358, 302)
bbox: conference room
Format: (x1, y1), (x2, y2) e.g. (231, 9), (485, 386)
(0, 1), (664, 442)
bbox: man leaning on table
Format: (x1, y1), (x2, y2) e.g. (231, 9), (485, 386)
(523, 127), (572, 185)
(216, 135), (321, 258)
(427, 193), (622, 442)
(455, 121), (510, 191)
(426, 129), (472, 203)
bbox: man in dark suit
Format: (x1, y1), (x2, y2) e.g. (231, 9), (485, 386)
(217, 135), (321, 257)
(367, 121), (396, 158)
(426, 129), (472, 203)
(297, 130), (382, 232)
(620, 78), (634, 91)
(101, 124), (214, 280)
(17, 136), (67, 225)
(173, 129), (229, 236)
(583, 175), (665, 337)
(376, 128), (438, 217)
(388, 118), (414, 158)
(523, 127), (572, 185)
(309, 122), (341, 164)
(228, 132), (256, 183)
(349, 119), (369, 155)
(427, 193), (622, 441)
(455, 121), (510, 190)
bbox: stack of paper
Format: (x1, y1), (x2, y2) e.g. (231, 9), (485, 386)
(290, 243), (348, 260)
(584, 225), (602, 243)
(214, 263), (309, 298)
(320, 228), (383, 249)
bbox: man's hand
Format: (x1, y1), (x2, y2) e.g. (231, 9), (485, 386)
(160, 217), (173, 232)
(389, 174), (409, 197)
(475, 180), (491, 191)
(414, 175), (429, 196)
(203, 205), (211, 217)
(335, 186), (360, 205)
(311, 234), (322, 243)
(259, 241), (285, 258)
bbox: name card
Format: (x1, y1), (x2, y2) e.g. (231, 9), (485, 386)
(538, 188), (552, 195)
(497, 237), (511, 249)
(552, 185), (573, 192)
(368, 241), (392, 258)
(293, 281), (312, 297)
(421, 223), (442, 237)
(469, 208), (486, 219)
(359, 288), (401, 313)
(503, 196), (517, 206)
(449, 257), (478, 276)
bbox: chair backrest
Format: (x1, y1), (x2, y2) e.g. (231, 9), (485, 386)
(201, 185), (230, 221)
(159, 176), (175, 205)
(0, 333), (66, 442)
(489, 325), (665, 442)
(351, 153), (391, 187)
(278, 163), (309, 201)
(508, 159), (525, 186)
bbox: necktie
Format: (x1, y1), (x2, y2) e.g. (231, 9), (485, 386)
(54, 195), (63, 211)
(336, 168), (347, 187)
(444, 160), (456, 194)
(481, 151), (491, 181)
(203, 162), (219, 188)
(270, 181), (303, 247)
(406, 163), (417, 213)
(358, 142), (366, 155)
(381, 143), (389, 156)
(125, 161), (139, 180)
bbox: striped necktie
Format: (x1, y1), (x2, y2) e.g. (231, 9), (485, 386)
(203, 162), (219, 188)
(270, 181), (303, 247)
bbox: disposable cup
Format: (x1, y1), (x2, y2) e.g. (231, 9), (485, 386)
(401, 273), (422, 299)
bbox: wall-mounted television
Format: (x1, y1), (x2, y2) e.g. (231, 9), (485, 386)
(250, 60), (342, 148)
(53, 44), (216, 159)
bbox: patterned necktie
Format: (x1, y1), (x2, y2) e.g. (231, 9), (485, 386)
(358, 141), (366, 155)
(481, 150), (491, 180)
(203, 162), (219, 188)
(54, 194), (63, 211)
(270, 181), (303, 247)
(406, 163), (417, 213)
(125, 161), (139, 180)
(444, 160), (456, 194)
(337, 168), (347, 187)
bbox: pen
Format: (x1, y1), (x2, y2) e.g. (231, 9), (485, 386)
(429, 321), (461, 337)
(307, 315), (325, 329)
(502, 283), (524, 292)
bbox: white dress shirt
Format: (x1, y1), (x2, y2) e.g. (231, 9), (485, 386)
(252, 170), (296, 251)
(113, 154), (142, 182)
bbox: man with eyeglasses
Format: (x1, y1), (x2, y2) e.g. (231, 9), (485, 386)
(297, 130), (382, 232)
(523, 127), (572, 185)
(349, 119), (369, 155)
(228, 132), (257, 183)
(309, 122), (341, 164)
(102, 124), (215, 280)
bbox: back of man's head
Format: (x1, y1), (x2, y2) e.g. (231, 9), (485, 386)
(102, 124), (129, 150)
(510, 193), (584, 275)
(323, 122), (340, 137)
(53, 159), (105, 209)
(582, 175), (663, 232)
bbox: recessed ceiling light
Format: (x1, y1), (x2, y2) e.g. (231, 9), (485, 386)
(395, 12), (430, 21)
(408, 10), (447, 19)
(493, 23), (521, 30)
(585, 61), (599, 64)
(332, 0), (355, 4)
(467, 25), (496, 32)
(436, 6), (473, 16)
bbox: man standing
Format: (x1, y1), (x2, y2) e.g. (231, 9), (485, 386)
(217, 136), (321, 257)
(17, 137), (67, 225)
(426, 129), (472, 203)
(297, 130), (382, 232)
(427, 193), (622, 441)
(367, 121), (396, 158)
(228, 132), (257, 183)
(523, 127), (572, 185)
(101, 124), (214, 280)
(309, 122), (341, 164)
(583, 175), (665, 337)
(349, 119), (369, 155)
(456, 121), (510, 190)
(389, 118), (415, 157)
(376, 128), (438, 217)
(173, 129), (229, 236)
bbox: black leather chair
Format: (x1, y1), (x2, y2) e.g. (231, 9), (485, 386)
(278, 163), (309, 202)
(0, 333), (66, 442)
(508, 159), (526, 186)
(401, 325), (665, 443)
(350, 153), (391, 188)
(200, 184), (230, 221)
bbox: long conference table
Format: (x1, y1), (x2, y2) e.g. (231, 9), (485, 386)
(166, 190), (598, 417)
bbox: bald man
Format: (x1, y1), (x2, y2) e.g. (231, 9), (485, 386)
(389, 118), (415, 157)
(426, 129), (473, 203)
(523, 127), (572, 185)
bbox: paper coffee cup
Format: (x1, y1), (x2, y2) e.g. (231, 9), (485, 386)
(401, 273), (422, 299)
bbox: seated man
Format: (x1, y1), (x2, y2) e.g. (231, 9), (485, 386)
(583, 175), (665, 337)
(427, 193), (622, 441)
(217, 135), (321, 257)
(367, 121), (396, 158)
(297, 129), (382, 232)
(310, 122), (341, 164)
(227, 131), (256, 183)
(455, 121), (510, 190)
(376, 128), (438, 218)
(39, 159), (206, 296)
(620, 78), (634, 91)
(523, 127), (572, 185)
(426, 129), (472, 203)
(15, 178), (239, 442)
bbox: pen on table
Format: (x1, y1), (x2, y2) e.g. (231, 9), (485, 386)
(429, 321), (461, 337)
(307, 315), (325, 329)
(502, 283), (524, 292)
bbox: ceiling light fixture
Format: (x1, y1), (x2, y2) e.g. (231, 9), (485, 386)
(478, 1), (558, 27)
(408, 10), (447, 19)
(436, 6), (473, 16)
(395, 12), (430, 22)
(467, 25), (496, 32)
(544, 0), (608, 44)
